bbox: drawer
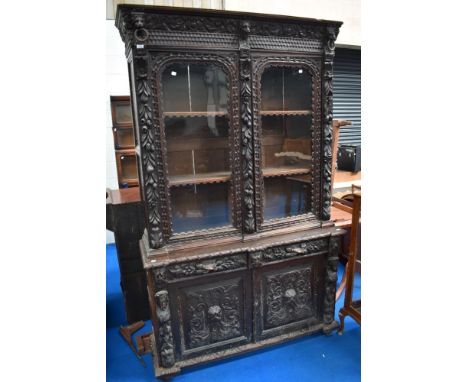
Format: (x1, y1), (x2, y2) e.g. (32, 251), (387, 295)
(253, 253), (325, 340)
(169, 270), (252, 361)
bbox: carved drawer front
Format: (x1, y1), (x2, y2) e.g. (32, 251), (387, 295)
(253, 255), (325, 340)
(171, 271), (251, 360)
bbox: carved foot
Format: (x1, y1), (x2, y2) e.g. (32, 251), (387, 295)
(322, 320), (339, 336)
(337, 309), (345, 335)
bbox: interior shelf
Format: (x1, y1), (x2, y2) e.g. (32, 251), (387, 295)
(164, 111), (228, 118)
(263, 166), (311, 178)
(168, 171), (231, 187)
(168, 166), (311, 187)
(260, 110), (312, 116)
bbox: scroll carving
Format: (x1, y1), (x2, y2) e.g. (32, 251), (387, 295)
(161, 255), (246, 280)
(155, 290), (175, 367)
(250, 239), (328, 266)
(321, 26), (339, 220)
(239, 21), (256, 233)
(134, 54), (164, 248)
(323, 235), (340, 326)
(264, 268), (315, 329)
(185, 283), (242, 349)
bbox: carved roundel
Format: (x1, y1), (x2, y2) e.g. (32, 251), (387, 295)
(134, 28), (149, 42)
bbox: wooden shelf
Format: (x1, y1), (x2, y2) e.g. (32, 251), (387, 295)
(260, 110), (312, 116)
(164, 111), (228, 118)
(263, 166), (310, 178)
(168, 171), (230, 187)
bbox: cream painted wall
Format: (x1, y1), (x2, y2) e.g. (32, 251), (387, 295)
(225, 0), (360, 47)
(106, 20), (131, 243)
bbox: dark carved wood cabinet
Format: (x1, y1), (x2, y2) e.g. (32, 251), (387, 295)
(116, 4), (344, 379)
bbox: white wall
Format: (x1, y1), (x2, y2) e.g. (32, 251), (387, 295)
(106, 20), (131, 243)
(225, 0), (360, 47)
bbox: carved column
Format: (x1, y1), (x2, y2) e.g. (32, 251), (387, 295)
(321, 26), (339, 221)
(239, 21), (256, 234)
(155, 290), (175, 367)
(323, 235), (340, 334)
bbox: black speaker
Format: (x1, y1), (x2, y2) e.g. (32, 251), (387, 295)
(337, 145), (361, 172)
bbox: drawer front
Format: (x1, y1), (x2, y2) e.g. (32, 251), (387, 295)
(170, 270), (252, 361)
(253, 254), (325, 340)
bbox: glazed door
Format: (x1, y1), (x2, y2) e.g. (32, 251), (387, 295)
(251, 56), (323, 229)
(153, 53), (241, 241)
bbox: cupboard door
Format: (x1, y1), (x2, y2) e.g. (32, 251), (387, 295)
(170, 271), (252, 361)
(253, 254), (325, 340)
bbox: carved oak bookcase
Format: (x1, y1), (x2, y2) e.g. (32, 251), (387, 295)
(116, 4), (344, 379)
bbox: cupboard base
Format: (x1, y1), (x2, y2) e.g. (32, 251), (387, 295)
(152, 321), (338, 379)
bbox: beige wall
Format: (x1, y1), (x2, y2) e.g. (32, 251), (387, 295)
(224, 0), (360, 47)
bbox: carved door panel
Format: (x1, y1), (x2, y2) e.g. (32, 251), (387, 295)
(253, 255), (325, 340)
(170, 270), (252, 361)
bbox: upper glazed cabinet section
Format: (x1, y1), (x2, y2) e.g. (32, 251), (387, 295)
(115, 5), (342, 55)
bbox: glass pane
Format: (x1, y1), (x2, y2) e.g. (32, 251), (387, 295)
(161, 62), (232, 233)
(120, 154), (137, 180)
(115, 103), (132, 124)
(170, 183), (231, 232)
(263, 175), (312, 220)
(260, 66), (313, 221)
(115, 129), (134, 148)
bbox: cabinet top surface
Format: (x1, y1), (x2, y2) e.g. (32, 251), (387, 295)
(116, 4), (343, 28)
(140, 224), (345, 268)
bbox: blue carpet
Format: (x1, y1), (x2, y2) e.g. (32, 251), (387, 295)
(106, 243), (361, 381)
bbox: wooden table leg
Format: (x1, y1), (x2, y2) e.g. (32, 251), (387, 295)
(335, 261), (349, 301)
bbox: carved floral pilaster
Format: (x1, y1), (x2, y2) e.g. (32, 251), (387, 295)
(322, 235), (340, 333)
(321, 26), (339, 221)
(239, 21), (256, 233)
(134, 53), (164, 248)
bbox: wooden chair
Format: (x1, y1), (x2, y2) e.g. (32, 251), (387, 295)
(337, 193), (361, 334)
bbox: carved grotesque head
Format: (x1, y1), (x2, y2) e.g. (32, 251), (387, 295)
(156, 291), (169, 311)
(240, 21), (250, 39)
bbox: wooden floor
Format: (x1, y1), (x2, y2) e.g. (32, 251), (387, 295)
(334, 170), (361, 189)
(330, 170), (361, 227)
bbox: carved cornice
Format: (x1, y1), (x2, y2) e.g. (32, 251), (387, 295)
(116, 6), (340, 56)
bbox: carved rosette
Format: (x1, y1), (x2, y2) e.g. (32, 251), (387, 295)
(185, 283), (242, 349)
(264, 268), (314, 329)
(134, 53), (164, 248)
(155, 290), (175, 367)
(321, 26), (339, 221)
(323, 235), (340, 328)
